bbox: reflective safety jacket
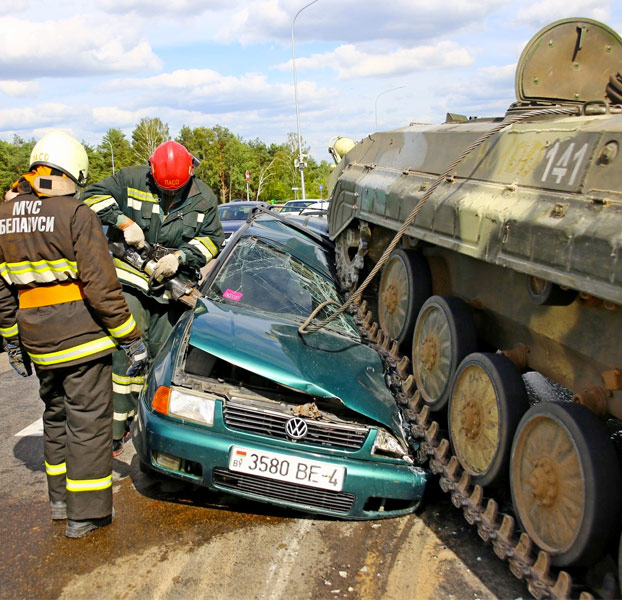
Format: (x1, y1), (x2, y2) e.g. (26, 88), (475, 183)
(82, 166), (224, 303)
(0, 188), (141, 369)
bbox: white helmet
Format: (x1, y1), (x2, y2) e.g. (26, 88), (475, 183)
(29, 131), (89, 186)
(328, 136), (355, 164)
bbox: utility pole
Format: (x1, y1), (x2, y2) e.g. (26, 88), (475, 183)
(291, 0), (319, 201)
(375, 86), (406, 130)
(105, 139), (115, 174)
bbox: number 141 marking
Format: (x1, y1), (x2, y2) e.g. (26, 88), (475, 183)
(541, 141), (588, 186)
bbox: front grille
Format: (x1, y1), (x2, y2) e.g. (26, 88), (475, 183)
(223, 402), (369, 451)
(212, 468), (355, 514)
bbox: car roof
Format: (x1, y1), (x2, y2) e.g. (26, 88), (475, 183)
(218, 201), (270, 208)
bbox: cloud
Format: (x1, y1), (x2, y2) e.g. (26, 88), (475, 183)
(0, 80), (39, 97)
(0, 103), (88, 132)
(97, 0), (234, 15)
(92, 107), (142, 129)
(0, 15), (161, 78)
(281, 41), (474, 79)
(0, 0), (28, 11)
(214, 0), (509, 45)
(514, 0), (610, 28)
(431, 63), (516, 115)
(98, 68), (334, 113)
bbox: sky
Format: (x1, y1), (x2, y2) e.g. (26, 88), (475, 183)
(0, 0), (621, 167)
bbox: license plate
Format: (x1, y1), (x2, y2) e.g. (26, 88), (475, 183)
(229, 446), (345, 492)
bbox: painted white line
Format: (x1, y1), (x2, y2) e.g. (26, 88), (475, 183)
(262, 519), (313, 600)
(15, 418), (43, 437)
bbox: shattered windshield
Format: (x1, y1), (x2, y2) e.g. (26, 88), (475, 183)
(205, 237), (359, 337)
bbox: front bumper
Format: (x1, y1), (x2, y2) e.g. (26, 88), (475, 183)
(135, 401), (427, 520)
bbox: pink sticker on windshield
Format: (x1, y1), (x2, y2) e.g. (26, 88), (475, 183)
(223, 289), (243, 301)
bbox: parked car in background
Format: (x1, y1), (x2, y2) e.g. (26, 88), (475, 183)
(217, 201), (272, 242)
(299, 201), (330, 215)
(278, 199), (316, 214)
(135, 207), (427, 520)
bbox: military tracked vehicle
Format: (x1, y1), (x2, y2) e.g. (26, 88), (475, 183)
(328, 17), (622, 596)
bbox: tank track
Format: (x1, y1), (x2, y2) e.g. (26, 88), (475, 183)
(350, 297), (596, 600)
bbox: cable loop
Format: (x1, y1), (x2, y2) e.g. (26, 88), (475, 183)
(300, 106), (579, 335)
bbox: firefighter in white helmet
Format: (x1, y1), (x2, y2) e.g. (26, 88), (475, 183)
(0, 131), (147, 538)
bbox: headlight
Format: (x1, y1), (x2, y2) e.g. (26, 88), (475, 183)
(372, 428), (410, 460)
(168, 388), (217, 426)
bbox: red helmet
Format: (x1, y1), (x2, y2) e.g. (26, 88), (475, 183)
(149, 141), (194, 190)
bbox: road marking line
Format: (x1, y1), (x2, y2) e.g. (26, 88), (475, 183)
(263, 519), (313, 600)
(15, 418), (43, 437)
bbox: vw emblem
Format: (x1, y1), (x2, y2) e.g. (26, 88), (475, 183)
(285, 417), (308, 440)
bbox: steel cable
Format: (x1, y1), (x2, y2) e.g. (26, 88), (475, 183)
(299, 106), (579, 335)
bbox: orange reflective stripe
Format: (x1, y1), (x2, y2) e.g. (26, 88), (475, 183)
(18, 282), (86, 309)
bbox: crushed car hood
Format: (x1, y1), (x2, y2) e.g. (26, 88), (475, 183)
(188, 298), (401, 430)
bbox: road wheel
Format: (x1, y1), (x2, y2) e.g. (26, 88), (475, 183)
(378, 249), (431, 347)
(511, 401), (622, 566)
(412, 295), (477, 411)
(448, 352), (529, 487)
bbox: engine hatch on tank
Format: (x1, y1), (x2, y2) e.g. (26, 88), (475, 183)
(515, 17), (622, 104)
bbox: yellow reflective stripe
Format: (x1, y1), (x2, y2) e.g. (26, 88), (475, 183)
(45, 461), (67, 476)
(66, 474), (112, 492)
(0, 259), (79, 287)
(108, 315), (137, 338)
(6, 258), (79, 275)
(83, 194), (111, 207)
(113, 382), (145, 394)
(29, 335), (117, 366)
(112, 373), (145, 385)
(113, 258), (149, 283)
(0, 323), (19, 338)
(127, 188), (159, 203)
(128, 197), (161, 214)
(84, 194), (117, 213)
(113, 258), (172, 299)
(112, 372), (145, 394)
(189, 236), (218, 259)
(114, 409), (135, 421)
(114, 260), (150, 291)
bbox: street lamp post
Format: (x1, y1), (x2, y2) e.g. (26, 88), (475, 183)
(105, 139), (115, 175)
(291, 0), (319, 202)
(375, 86), (406, 131)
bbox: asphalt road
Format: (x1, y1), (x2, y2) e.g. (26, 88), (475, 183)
(0, 353), (528, 600)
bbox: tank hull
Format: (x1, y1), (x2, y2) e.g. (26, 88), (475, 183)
(329, 114), (622, 416)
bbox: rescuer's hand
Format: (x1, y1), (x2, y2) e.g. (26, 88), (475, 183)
(153, 252), (181, 280)
(6, 342), (32, 377)
(121, 338), (148, 377)
(119, 219), (145, 249)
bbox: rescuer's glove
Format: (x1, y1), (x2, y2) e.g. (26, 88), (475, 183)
(121, 338), (148, 377)
(6, 341), (32, 377)
(118, 217), (145, 249)
(153, 252), (182, 281)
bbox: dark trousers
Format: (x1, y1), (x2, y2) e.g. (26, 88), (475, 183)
(112, 289), (182, 440)
(37, 355), (113, 521)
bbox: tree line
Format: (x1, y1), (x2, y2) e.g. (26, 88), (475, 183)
(0, 117), (334, 204)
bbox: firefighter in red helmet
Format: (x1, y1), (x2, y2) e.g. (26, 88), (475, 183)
(83, 140), (224, 454)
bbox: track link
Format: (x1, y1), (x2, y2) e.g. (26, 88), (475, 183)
(351, 298), (595, 600)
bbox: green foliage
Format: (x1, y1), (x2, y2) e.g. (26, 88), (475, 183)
(131, 117), (169, 164)
(0, 135), (35, 193)
(0, 123), (332, 202)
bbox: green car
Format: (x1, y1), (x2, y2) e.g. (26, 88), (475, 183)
(134, 209), (427, 519)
